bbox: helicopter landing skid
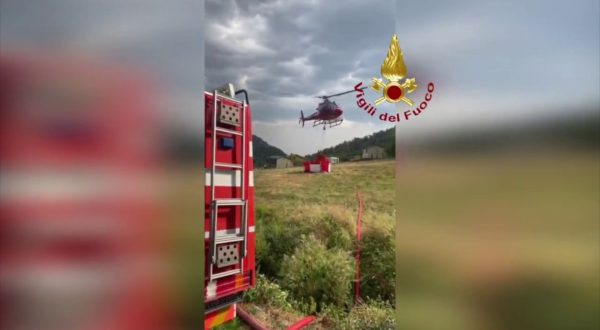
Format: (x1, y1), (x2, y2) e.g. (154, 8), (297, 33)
(313, 118), (343, 130)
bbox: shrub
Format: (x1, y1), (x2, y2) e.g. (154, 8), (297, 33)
(359, 228), (395, 303)
(318, 214), (353, 251)
(243, 273), (292, 311)
(255, 208), (354, 278)
(279, 235), (354, 312)
(317, 304), (347, 329)
(336, 300), (395, 330)
(255, 207), (311, 278)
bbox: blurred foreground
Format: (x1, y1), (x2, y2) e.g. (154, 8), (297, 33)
(396, 149), (599, 330)
(0, 52), (204, 330)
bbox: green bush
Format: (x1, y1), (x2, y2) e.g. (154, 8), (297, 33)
(360, 229), (395, 303)
(279, 235), (354, 312)
(335, 300), (395, 330)
(243, 273), (292, 311)
(255, 207), (311, 278)
(255, 207), (355, 279)
(319, 214), (353, 251)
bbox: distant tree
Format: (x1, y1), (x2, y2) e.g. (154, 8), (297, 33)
(288, 153), (305, 166)
(252, 135), (286, 168)
(305, 128), (395, 161)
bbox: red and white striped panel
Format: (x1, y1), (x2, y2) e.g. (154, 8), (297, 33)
(204, 92), (256, 303)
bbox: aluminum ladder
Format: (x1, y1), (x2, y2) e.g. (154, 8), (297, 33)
(208, 90), (248, 281)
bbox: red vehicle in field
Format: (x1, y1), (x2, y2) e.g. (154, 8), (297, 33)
(204, 84), (256, 329)
(303, 154), (332, 173)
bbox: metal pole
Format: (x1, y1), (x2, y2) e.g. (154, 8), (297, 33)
(242, 100), (248, 257)
(355, 190), (363, 304)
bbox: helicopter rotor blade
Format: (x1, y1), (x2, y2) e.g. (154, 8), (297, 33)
(315, 86), (367, 99)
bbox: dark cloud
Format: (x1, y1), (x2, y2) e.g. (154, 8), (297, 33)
(2, 0), (597, 153)
(205, 0), (397, 122)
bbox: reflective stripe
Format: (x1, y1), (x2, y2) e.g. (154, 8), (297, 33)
(207, 280), (217, 298)
(249, 141), (253, 157)
(206, 228), (239, 239)
(207, 303), (235, 328)
(235, 274), (245, 289)
(205, 170), (254, 187)
(205, 226), (255, 239)
(205, 170), (241, 187)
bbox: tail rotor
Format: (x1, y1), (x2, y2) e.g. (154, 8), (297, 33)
(299, 110), (305, 127)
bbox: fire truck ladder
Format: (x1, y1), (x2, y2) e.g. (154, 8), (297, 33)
(209, 90), (248, 281)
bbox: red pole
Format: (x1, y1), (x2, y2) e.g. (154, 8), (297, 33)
(287, 316), (317, 330)
(355, 191), (363, 303)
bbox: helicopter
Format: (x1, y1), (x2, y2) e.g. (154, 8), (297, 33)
(299, 86), (367, 130)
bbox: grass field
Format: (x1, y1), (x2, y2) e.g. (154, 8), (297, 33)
(214, 150), (598, 329)
(243, 160), (396, 329)
(255, 160), (396, 234)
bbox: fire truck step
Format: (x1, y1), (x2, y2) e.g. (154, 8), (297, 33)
(205, 293), (243, 313)
(211, 268), (242, 280)
(215, 127), (243, 136)
(214, 199), (246, 206)
(215, 162), (243, 169)
(215, 234), (245, 244)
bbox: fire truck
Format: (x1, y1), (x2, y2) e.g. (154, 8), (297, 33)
(204, 84), (256, 329)
(0, 53), (168, 330)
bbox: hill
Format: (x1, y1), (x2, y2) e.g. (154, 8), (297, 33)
(252, 135), (287, 168)
(305, 110), (598, 161)
(402, 110), (599, 154)
(307, 127), (395, 161)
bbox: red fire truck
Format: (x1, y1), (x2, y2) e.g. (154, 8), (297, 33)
(0, 53), (168, 330)
(204, 84), (256, 329)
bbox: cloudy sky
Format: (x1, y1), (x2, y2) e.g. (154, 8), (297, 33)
(206, 0), (599, 154)
(204, 0), (400, 154)
(1, 0), (598, 155)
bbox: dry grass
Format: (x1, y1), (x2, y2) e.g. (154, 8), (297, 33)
(254, 160), (396, 234)
(239, 303), (325, 330)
